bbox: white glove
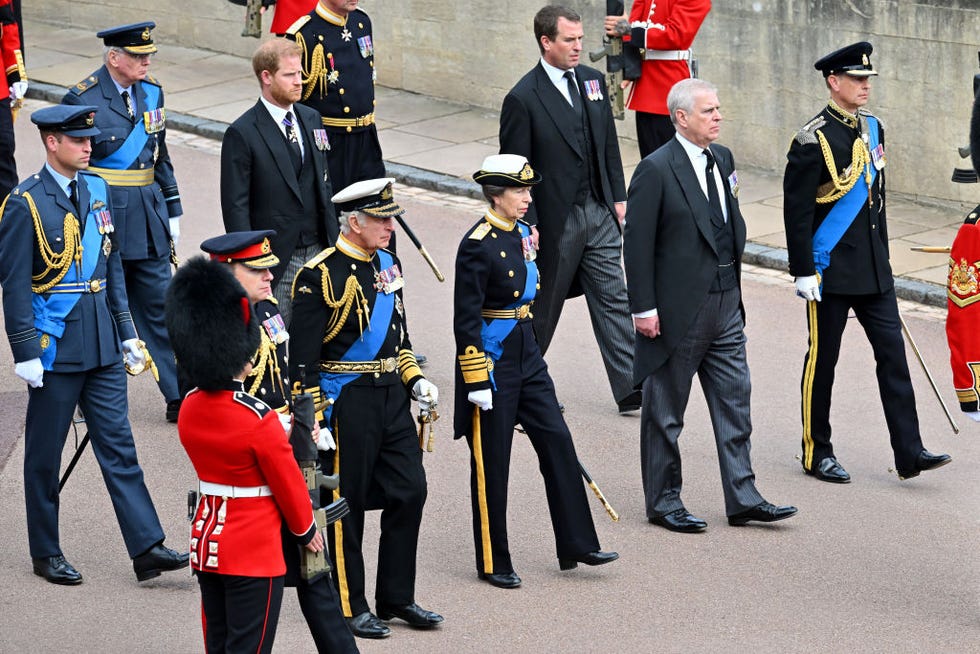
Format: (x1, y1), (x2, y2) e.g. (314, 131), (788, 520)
(964, 411), (980, 423)
(9, 81), (27, 101)
(316, 426), (336, 451)
(277, 412), (292, 434)
(168, 217), (180, 246)
(122, 339), (146, 369)
(794, 275), (821, 302)
(15, 358), (44, 388)
(412, 378), (438, 410)
(468, 389), (493, 411)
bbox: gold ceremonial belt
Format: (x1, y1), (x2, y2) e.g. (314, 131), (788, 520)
(45, 278), (107, 294)
(320, 356), (397, 374)
(481, 304), (532, 320)
(88, 166), (155, 186)
(321, 112), (376, 130)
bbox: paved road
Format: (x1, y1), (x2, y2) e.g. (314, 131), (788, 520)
(0, 101), (977, 653)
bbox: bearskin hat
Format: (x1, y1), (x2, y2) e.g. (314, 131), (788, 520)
(165, 255), (260, 391)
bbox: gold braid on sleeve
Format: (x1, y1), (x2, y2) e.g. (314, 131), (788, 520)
(320, 267), (369, 343)
(18, 192), (83, 293)
(815, 133), (871, 205)
(295, 33), (328, 102)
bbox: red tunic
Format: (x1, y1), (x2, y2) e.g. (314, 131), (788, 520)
(625, 0), (711, 115)
(946, 214), (980, 413)
(179, 386), (316, 577)
(269, 0), (317, 34)
(0, 0), (24, 101)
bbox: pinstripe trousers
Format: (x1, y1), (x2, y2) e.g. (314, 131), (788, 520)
(531, 196), (636, 403)
(640, 287), (765, 517)
(276, 244), (322, 328)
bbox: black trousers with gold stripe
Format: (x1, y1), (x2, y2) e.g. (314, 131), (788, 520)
(800, 289), (924, 472)
(327, 381), (426, 618)
(466, 321), (599, 575)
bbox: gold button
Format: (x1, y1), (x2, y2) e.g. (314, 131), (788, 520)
(374, 372), (380, 378)
(500, 251), (506, 258)
(319, 35), (324, 41)
(339, 88), (345, 95)
(513, 291), (520, 297)
(491, 233), (497, 238)
(344, 107), (351, 114)
(508, 271), (514, 277)
(359, 22), (364, 28)
(346, 126), (352, 133)
(351, 264), (357, 270)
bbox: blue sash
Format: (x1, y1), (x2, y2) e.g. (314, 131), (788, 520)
(318, 250), (396, 423)
(90, 83), (160, 170)
(480, 222), (537, 390)
(33, 176), (109, 369)
(812, 115), (880, 282)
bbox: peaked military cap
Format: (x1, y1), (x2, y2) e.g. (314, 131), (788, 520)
(201, 230), (279, 269)
(473, 154), (542, 187)
(97, 22), (158, 55)
(814, 41), (877, 78)
(31, 105), (101, 137)
(332, 177), (405, 218)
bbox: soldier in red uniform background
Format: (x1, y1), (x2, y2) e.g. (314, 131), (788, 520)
(0, 0), (26, 199)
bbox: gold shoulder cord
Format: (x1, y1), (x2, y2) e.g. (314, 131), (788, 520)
(815, 131), (871, 205)
(12, 192), (82, 293)
(247, 331), (285, 399)
(295, 32), (328, 102)
(320, 266), (369, 343)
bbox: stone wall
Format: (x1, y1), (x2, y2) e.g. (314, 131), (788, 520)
(25, 0), (980, 202)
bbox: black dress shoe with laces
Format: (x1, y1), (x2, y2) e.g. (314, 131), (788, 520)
(376, 602), (444, 629)
(133, 543), (190, 581)
(728, 501), (798, 526)
(897, 450), (952, 480)
(33, 555), (83, 585)
(347, 612), (391, 639)
(649, 508), (707, 533)
(558, 550), (619, 570)
(478, 570), (522, 588)
(617, 390), (642, 414)
(804, 456), (851, 483)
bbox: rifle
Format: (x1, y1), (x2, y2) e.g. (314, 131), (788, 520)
(588, 1), (641, 120)
(291, 366), (349, 581)
(242, 0), (263, 38)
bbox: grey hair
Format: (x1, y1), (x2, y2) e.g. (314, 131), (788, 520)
(338, 211), (369, 235)
(666, 78), (718, 125)
(103, 45), (122, 64)
(481, 184), (508, 206)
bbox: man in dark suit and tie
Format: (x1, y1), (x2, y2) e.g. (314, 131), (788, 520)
(498, 4), (639, 413)
(221, 38), (338, 325)
(623, 78), (797, 532)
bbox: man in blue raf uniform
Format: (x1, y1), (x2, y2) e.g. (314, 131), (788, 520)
(0, 105), (188, 586)
(290, 178), (442, 640)
(63, 22), (183, 422)
(783, 42), (951, 483)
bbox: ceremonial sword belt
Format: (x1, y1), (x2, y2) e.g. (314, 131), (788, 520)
(321, 112), (375, 130)
(199, 481), (273, 498)
(320, 356), (397, 374)
(643, 49), (692, 61)
(481, 303), (533, 320)
(87, 166), (155, 187)
(45, 278), (107, 294)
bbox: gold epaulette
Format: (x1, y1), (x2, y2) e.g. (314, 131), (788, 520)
(469, 222), (492, 241)
(143, 74), (161, 87)
(793, 116), (826, 146)
(72, 75), (99, 94)
(458, 345), (491, 384)
(302, 246), (335, 269)
(398, 349), (423, 386)
(286, 14), (311, 35)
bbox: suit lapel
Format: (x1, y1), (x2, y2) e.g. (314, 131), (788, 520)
(668, 139), (717, 255)
(254, 101), (302, 200)
(531, 64), (583, 158)
(711, 147), (746, 254)
(40, 168), (77, 218)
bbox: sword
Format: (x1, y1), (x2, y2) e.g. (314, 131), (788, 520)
(898, 311), (959, 434)
(394, 214), (445, 282)
(578, 459), (619, 522)
(909, 246), (951, 254)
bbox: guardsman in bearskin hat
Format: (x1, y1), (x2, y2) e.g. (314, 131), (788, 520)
(783, 42), (951, 482)
(0, 104), (188, 586)
(167, 255), (325, 654)
(455, 154), (619, 589)
(199, 230), (359, 653)
(289, 178), (442, 639)
(63, 22), (184, 422)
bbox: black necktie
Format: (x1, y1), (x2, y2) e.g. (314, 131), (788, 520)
(563, 70), (580, 111)
(283, 111), (303, 168)
(703, 148), (724, 224)
(121, 90), (135, 121)
(68, 179), (81, 217)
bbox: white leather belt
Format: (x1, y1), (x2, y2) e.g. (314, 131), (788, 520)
(199, 481), (273, 498)
(644, 49), (692, 61)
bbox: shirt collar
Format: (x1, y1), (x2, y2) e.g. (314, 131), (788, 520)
(540, 57), (574, 86)
(484, 208), (517, 231)
(336, 233), (373, 262)
(316, 1), (347, 25)
(260, 96), (293, 127)
(674, 132), (711, 163)
(44, 163), (77, 198)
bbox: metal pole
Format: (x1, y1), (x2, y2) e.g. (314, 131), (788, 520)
(898, 311), (960, 434)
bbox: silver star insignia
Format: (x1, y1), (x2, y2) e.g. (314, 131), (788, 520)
(341, 27), (352, 42)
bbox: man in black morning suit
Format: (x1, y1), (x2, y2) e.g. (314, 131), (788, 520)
(221, 38), (338, 326)
(623, 79), (797, 532)
(498, 4), (639, 413)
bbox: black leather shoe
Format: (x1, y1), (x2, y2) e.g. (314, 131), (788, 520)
(649, 508), (707, 533)
(728, 501), (798, 526)
(32, 555), (82, 585)
(376, 602), (444, 629)
(558, 550), (619, 570)
(166, 400), (181, 423)
(617, 390), (642, 414)
(133, 543), (190, 581)
(804, 456), (851, 483)
(416, 354), (428, 367)
(478, 571), (522, 588)
(897, 450), (952, 480)
(347, 612), (391, 639)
